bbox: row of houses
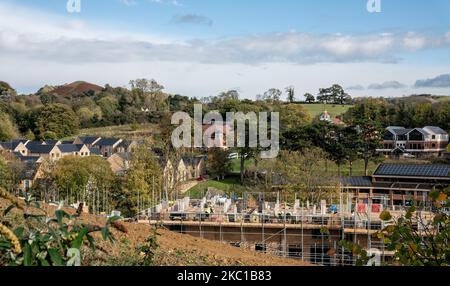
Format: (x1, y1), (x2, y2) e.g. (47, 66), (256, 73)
(108, 152), (206, 183)
(0, 137), (138, 160)
(0, 136), (207, 194)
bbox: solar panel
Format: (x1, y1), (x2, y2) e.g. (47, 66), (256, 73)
(375, 164), (450, 177)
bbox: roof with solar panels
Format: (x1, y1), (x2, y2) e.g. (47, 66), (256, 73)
(374, 164), (450, 178)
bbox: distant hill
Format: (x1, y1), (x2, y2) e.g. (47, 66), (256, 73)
(38, 81), (104, 97)
(385, 94), (450, 104)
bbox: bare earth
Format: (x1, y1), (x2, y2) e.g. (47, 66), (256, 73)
(0, 198), (310, 266)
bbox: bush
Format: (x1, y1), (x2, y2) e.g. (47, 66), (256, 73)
(0, 188), (122, 266)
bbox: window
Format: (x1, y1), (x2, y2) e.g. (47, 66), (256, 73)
(383, 131), (394, 141)
(409, 130), (424, 141)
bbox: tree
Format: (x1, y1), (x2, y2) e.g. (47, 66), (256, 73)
(346, 100), (383, 176)
(341, 126), (361, 176)
(97, 95), (118, 119)
(279, 104), (311, 130)
(262, 88), (282, 103)
(285, 86), (295, 103)
(0, 81), (17, 99)
(304, 93), (315, 103)
(0, 157), (9, 190)
(33, 104), (79, 139)
(317, 84), (349, 105)
(129, 79), (164, 93)
(207, 148), (232, 180)
(119, 144), (163, 217)
(317, 87), (332, 104)
(0, 113), (19, 141)
(259, 149), (338, 203)
(52, 156), (115, 214)
(329, 84), (345, 105)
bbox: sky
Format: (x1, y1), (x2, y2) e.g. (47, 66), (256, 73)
(1, 0), (450, 99)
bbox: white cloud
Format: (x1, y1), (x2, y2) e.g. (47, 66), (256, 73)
(1, 2), (449, 66)
(368, 81), (406, 90)
(149, 0), (183, 7)
(1, 2), (450, 98)
(119, 0), (138, 6)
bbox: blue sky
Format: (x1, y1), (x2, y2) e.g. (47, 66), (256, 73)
(1, 0), (450, 98)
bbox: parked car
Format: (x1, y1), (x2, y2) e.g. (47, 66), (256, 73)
(227, 152), (239, 159)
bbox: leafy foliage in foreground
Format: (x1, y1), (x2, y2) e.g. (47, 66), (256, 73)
(340, 188), (450, 266)
(0, 188), (122, 266)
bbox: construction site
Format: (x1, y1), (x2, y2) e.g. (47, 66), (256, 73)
(140, 188), (435, 266)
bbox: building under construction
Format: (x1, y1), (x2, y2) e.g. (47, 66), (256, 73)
(142, 164), (448, 266)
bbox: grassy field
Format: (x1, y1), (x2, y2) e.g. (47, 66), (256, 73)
(75, 123), (160, 140)
(185, 158), (381, 197)
(300, 103), (352, 118)
(436, 96), (450, 102)
(231, 158), (380, 177)
(185, 177), (241, 199)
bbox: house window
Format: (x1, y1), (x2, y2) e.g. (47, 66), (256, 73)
(432, 135), (436, 140)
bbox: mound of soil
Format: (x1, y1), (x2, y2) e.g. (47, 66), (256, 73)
(0, 198), (310, 266)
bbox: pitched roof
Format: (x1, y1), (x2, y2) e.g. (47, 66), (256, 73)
(12, 140), (29, 149)
(423, 126), (448, 135)
(182, 156), (206, 166)
(77, 136), (101, 145)
(374, 164), (450, 178)
(387, 127), (413, 136)
(57, 144), (85, 153)
(0, 142), (12, 150)
(408, 128), (430, 136)
(25, 141), (46, 148)
(341, 176), (373, 187)
(94, 138), (121, 146)
(44, 140), (60, 145)
(26, 143), (56, 154)
(0, 140), (28, 150)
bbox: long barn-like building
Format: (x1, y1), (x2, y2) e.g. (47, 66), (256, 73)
(341, 164), (450, 211)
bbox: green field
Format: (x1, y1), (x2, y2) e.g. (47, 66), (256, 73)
(436, 96), (450, 102)
(300, 104), (352, 118)
(186, 158), (381, 197)
(75, 123), (159, 139)
(185, 177), (241, 199)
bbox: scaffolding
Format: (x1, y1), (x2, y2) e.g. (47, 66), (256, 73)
(137, 190), (433, 266)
